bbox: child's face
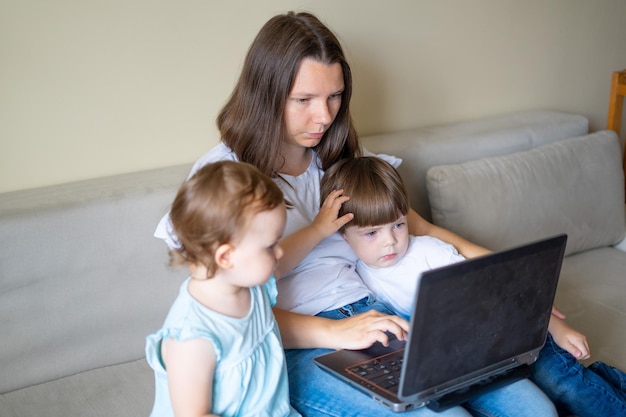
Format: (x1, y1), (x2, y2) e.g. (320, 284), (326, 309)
(343, 215), (410, 269)
(229, 204), (287, 287)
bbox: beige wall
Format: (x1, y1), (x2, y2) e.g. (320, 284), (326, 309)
(1, 0), (625, 193)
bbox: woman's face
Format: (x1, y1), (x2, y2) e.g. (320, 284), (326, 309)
(283, 58), (344, 150)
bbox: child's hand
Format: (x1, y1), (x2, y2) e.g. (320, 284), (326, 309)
(312, 189), (354, 238)
(548, 317), (591, 360)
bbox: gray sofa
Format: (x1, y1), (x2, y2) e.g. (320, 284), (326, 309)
(1, 110), (624, 416)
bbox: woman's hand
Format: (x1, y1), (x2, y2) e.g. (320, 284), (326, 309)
(548, 316), (591, 360)
(311, 189), (354, 238)
(275, 189), (353, 278)
(326, 309), (409, 350)
(273, 308), (409, 350)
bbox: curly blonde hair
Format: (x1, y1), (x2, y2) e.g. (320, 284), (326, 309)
(169, 161), (283, 277)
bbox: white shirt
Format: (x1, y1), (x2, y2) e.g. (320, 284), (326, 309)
(154, 142), (401, 315)
(357, 235), (465, 318)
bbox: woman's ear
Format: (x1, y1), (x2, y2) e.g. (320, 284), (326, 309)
(214, 243), (234, 269)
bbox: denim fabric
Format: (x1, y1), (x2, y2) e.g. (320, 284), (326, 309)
(285, 297), (557, 417)
(531, 333), (626, 417)
(464, 378), (557, 417)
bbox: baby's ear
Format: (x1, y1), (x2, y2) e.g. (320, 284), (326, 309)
(214, 243), (234, 269)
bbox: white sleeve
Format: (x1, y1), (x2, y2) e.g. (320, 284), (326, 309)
(362, 146), (402, 168)
(153, 142), (238, 249)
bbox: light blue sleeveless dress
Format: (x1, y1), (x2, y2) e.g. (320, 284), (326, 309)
(146, 276), (300, 416)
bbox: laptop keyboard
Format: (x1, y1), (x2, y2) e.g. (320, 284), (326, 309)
(346, 349), (405, 393)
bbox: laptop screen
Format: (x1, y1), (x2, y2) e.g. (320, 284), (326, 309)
(399, 234), (566, 400)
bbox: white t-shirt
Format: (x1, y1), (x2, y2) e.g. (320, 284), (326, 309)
(357, 235), (465, 319)
(154, 142), (401, 315)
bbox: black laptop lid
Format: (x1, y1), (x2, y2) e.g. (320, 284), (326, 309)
(399, 234), (567, 401)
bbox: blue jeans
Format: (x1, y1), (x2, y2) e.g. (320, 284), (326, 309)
(531, 333), (626, 417)
(285, 297), (557, 417)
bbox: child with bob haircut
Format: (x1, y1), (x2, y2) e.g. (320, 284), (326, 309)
(320, 155), (626, 417)
(146, 160), (300, 417)
(320, 156), (464, 319)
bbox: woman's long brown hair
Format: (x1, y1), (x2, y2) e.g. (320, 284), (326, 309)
(217, 11), (361, 178)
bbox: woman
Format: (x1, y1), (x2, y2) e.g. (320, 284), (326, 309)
(156, 11), (559, 417)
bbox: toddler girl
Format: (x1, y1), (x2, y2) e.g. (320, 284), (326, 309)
(146, 161), (300, 417)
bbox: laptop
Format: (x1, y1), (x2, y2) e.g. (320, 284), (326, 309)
(314, 234), (567, 412)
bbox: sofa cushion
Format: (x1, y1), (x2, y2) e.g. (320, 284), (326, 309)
(361, 110), (589, 220)
(426, 130), (625, 256)
(0, 359), (153, 417)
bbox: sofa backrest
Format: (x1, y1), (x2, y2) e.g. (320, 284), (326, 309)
(0, 109), (593, 394)
(0, 164), (190, 393)
(360, 110), (589, 221)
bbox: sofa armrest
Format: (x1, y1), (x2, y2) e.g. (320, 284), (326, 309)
(0, 164), (189, 393)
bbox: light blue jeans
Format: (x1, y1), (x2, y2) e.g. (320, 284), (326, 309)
(285, 296), (557, 417)
(531, 333), (626, 417)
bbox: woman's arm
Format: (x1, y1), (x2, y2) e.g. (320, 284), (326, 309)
(407, 209), (490, 258)
(273, 307), (409, 350)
